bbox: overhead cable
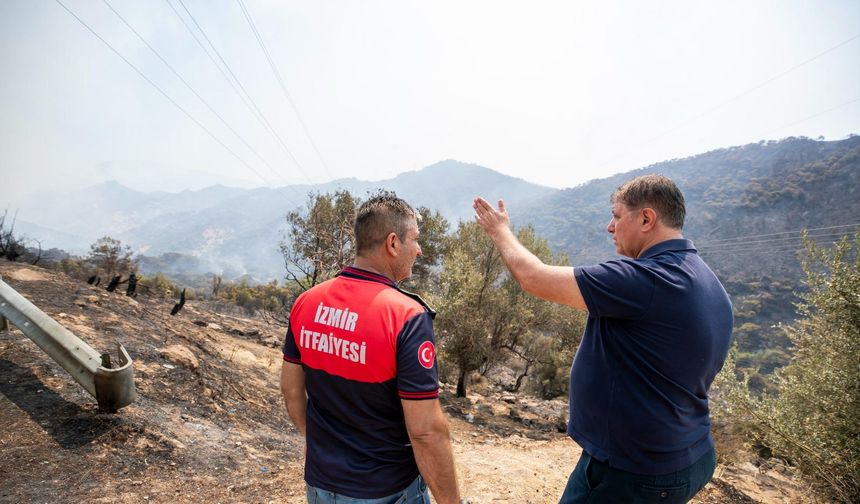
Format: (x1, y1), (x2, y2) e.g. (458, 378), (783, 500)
(54, 0), (300, 206)
(697, 230), (857, 249)
(235, 0), (333, 180)
(649, 32), (860, 144)
(595, 30), (860, 173)
(101, 0), (297, 197)
(700, 241), (847, 255)
(172, 0), (314, 185)
(695, 223), (860, 246)
(699, 235), (858, 254)
(755, 97), (860, 138)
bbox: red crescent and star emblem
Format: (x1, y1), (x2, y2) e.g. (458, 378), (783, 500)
(418, 341), (436, 369)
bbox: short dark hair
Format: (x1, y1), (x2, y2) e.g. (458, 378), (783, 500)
(354, 194), (418, 254)
(611, 174), (686, 229)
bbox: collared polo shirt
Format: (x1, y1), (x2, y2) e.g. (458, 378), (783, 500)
(283, 267), (439, 498)
(570, 239), (732, 475)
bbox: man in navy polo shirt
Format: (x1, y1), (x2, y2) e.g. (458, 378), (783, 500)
(473, 174), (732, 503)
(281, 195), (462, 504)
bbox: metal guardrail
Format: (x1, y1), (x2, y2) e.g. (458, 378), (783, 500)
(0, 275), (136, 412)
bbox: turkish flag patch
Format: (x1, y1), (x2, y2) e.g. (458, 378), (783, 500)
(417, 341), (436, 369)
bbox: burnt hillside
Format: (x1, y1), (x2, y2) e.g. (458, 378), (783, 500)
(0, 262), (812, 503)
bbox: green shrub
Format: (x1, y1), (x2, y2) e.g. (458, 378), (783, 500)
(714, 234), (860, 502)
(138, 273), (178, 299)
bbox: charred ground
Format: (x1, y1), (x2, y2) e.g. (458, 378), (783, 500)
(0, 263), (811, 503)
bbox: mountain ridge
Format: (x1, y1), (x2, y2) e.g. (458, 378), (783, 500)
(9, 137), (859, 287)
(11, 159), (558, 279)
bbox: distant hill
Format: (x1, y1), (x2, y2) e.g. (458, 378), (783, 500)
(13, 160), (557, 280)
(517, 136), (860, 355)
(518, 136), (860, 272)
(10, 138), (859, 354)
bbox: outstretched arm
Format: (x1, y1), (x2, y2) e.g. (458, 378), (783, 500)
(473, 197), (586, 310)
(402, 399), (460, 504)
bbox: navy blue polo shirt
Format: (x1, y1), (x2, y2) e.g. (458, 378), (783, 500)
(570, 239), (732, 475)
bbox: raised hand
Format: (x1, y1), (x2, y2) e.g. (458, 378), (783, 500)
(473, 197), (511, 238)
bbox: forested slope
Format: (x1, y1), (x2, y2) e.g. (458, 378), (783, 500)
(518, 136), (860, 355)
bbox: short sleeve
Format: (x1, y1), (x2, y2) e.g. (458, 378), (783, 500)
(395, 312), (439, 400)
(282, 323), (302, 363)
(574, 260), (656, 319)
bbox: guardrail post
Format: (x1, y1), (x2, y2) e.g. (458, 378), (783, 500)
(0, 275), (136, 412)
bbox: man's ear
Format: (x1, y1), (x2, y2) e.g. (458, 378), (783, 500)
(384, 232), (400, 257)
(641, 208), (658, 231)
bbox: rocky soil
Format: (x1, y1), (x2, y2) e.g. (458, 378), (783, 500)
(0, 263), (817, 503)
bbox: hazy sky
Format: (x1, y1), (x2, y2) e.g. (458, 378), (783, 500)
(2, 0), (859, 206)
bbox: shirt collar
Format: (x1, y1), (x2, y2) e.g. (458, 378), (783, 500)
(638, 238), (696, 259)
(338, 266), (397, 287)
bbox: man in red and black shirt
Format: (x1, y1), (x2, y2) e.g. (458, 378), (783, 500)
(281, 195), (461, 504)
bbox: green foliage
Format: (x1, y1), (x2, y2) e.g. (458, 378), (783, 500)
(734, 348), (790, 376)
(280, 191), (359, 291)
(740, 146), (860, 208)
(405, 206), (450, 295)
(528, 326), (580, 399)
(434, 223), (499, 396)
(435, 222), (585, 397)
(214, 278), (300, 320)
(715, 233), (860, 502)
(733, 322), (763, 351)
(138, 273), (181, 300)
(87, 236), (136, 277)
(59, 256), (88, 280)
(710, 350), (767, 464)
(519, 136), (860, 360)
(280, 190), (452, 300)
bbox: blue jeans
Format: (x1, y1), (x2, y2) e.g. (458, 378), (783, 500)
(306, 476), (429, 504)
(559, 447), (717, 503)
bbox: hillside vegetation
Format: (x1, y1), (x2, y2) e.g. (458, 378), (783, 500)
(3, 136), (858, 502)
(0, 262), (814, 503)
(520, 136), (860, 272)
(519, 136), (860, 358)
(11, 160), (555, 281)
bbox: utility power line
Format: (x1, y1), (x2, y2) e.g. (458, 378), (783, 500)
(695, 223), (860, 246)
(163, 0), (310, 202)
(54, 0), (292, 201)
(594, 30), (860, 173)
(649, 32), (860, 144)
(701, 237), (851, 252)
(698, 230), (858, 255)
(698, 230), (857, 248)
(163, 0), (262, 127)
(699, 240), (855, 254)
(235, 0), (333, 180)
(755, 97), (860, 139)
(700, 239), (850, 255)
(101, 0), (294, 196)
(173, 0), (315, 186)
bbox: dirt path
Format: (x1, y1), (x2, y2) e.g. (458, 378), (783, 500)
(449, 421), (578, 503)
(0, 263), (815, 504)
